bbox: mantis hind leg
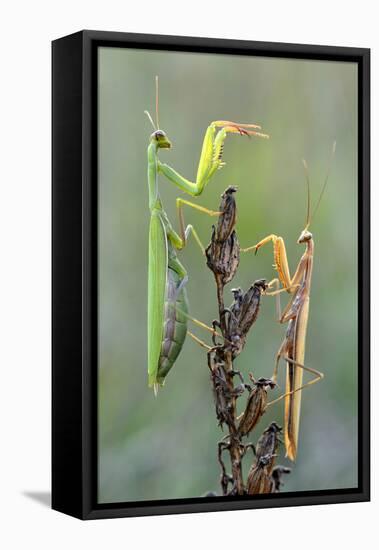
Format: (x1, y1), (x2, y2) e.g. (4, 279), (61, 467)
(174, 307), (225, 343)
(187, 331), (212, 351)
(267, 353), (324, 407)
(165, 199), (220, 255)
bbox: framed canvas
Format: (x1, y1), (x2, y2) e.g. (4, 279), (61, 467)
(52, 30), (370, 520)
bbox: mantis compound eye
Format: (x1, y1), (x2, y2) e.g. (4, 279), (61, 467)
(153, 130), (165, 138)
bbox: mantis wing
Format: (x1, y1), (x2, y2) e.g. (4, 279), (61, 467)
(148, 210), (168, 389)
(284, 297), (309, 461)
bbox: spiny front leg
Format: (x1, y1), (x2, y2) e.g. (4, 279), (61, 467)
(242, 235), (294, 293)
(205, 121), (270, 182)
(204, 121), (270, 183)
(158, 120), (269, 197)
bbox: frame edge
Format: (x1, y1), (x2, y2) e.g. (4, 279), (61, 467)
(52, 31), (86, 519)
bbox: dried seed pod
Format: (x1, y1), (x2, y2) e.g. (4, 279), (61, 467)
(246, 454), (274, 495)
(228, 287), (243, 326)
(255, 422), (282, 474)
(211, 364), (234, 428)
(238, 377), (276, 436)
(214, 186), (238, 242)
(270, 466), (291, 493)
(206, 228), (240, 285)
(205, 186), (240, 285)
(225, 279), (268, 357)
(237, 279), (268, 337)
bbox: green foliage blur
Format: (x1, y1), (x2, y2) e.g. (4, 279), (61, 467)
(98, 47), (358, 503)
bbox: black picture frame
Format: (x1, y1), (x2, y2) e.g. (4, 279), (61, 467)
(52, 30), (370, 520)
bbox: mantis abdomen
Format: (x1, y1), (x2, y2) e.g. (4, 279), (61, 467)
(156, 269), (189, 384)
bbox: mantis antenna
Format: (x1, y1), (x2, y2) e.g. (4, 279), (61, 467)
(144, 110), (157, 131)
(302, 158), (311, 230)
(307, 141), (337, 227)
(155, 75), (160, 130)
(144, 76), (161, 131)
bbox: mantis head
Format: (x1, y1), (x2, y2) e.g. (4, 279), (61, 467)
(150, 129), (172, 149)
(297, 228), (312, 244)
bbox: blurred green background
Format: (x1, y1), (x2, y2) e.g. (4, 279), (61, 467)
(98, 47), (358, 503)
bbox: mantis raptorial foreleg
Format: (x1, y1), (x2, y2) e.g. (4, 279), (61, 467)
(242, 235), (306, 294)
(157, 120), (268, 198)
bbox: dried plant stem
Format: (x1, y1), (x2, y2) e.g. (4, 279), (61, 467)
(215, 274), (243, 494)
(205, 187), (291, 496)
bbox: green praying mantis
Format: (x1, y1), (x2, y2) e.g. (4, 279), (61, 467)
(146, 77), (269, 394)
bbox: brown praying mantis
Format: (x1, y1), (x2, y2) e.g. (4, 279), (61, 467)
(242, 143), (336, 461)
